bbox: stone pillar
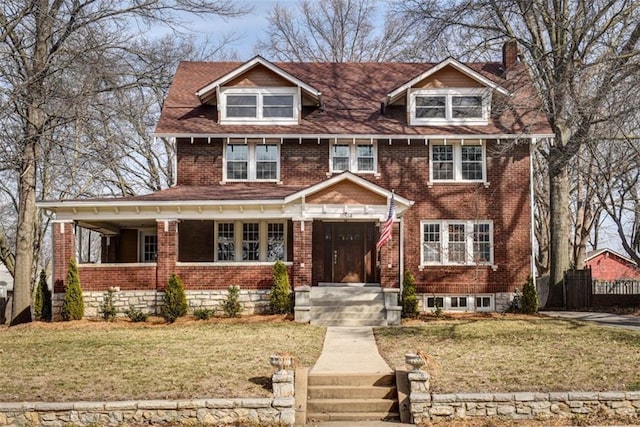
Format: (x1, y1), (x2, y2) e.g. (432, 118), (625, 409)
(292, 220), (312, 288)
(294, 286), (311, 323)
(408, 369), (431, 424)
(379, 222), (400, 289)
(383, 288), (402, 325)
(156, 219), (178, 290)
(52, 221), (76, 293)
(271, 357), (295, 426)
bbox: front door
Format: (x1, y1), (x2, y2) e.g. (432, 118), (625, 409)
(333, 223), (365, 282)
(314, 221), (376, 283)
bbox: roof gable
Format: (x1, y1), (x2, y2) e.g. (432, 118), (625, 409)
(195, 56), (321, 102)
(387, 58), (510, 104)
(285, 172), (413, 213)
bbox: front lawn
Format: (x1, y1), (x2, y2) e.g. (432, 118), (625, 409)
(0, 316), (324, 402)
(375, 315), (640, 393)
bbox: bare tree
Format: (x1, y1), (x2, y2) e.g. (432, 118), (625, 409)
(397, 0), (640, 306)
(0, 0), (248, 326)
(256, 0), (415, 62)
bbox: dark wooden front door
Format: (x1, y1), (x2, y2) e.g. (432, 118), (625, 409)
(313, 222), (375, 284)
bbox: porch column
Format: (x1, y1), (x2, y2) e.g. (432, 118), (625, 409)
(293, 220), (312, 323)
(292, 220), (312, 287)
(379, 222), (400, 289)
(52, 221), (76, 294)
(156, 219), (178, 290)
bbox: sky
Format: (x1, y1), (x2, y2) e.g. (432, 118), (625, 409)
(178, 0), (301, 59)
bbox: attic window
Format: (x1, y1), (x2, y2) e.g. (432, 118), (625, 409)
(220, 87), (298, 124)
(410, 88), (490, 125)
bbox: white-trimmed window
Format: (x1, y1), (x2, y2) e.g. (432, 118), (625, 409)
(330, 140), (377, 173)
(220, 87), (298, 124)
(420, 220), (494, 266)
(410, 88), (490, 125)
(215, 220), (287, 262)
(139, 230), (158, 263)
(224, 141), (279, 181)
(430, 142), (486, 182)
(424, 294), (494, 312)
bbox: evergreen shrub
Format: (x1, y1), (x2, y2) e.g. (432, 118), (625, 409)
(402, 270), (419, 318)
(223, 285), (242, 318)
(61, 259), (84, 321)
(270, 260), (292, 314)
(99, 287), (118, 321)
(521, 277), (539, 314)
(125, 306), (148, 322)
(193, 308), (215, 320)
(161, 273), (188, 323)
(33, 270), (52, 321)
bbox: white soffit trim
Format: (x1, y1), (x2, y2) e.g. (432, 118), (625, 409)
(387, 57), (511, 104)
(284, 171), (413, 208)
(195, 56), (321, 101)
(152, 133), (555, 140)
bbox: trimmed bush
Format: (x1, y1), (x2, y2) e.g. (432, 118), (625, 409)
(99, 288), (118, 321)
(223, 285), (242, 318)
(61, 259), (84, 321)
(521, 277), (539, 314)
(33, 270), (52, 321)
(402, 270), (419, 318)
(193, 308), (215, 320)
(125, 306), (148, 322)
(160, 273), (188, 323)
(270, 260), (292, 314)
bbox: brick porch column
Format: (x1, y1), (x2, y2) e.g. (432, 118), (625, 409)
(52, 221), (75, 293)
(292, 220), (312, 288)
(156, 219), (178, 290)
(379, 222), (400, 289)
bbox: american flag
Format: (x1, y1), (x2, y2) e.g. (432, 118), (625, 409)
(376, 193), (395, 250)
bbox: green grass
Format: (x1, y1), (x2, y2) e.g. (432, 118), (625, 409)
(375, 316), (640, 393)
(0, 317), (324, 402)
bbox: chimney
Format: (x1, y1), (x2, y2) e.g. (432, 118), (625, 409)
(502, 39), (519, 75)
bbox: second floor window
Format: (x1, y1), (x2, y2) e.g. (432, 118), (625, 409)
(225, 142), (279, 181)
(330, 141), (377, 174)
(430, 142), (485, 182)
(410, 88), (490, 125)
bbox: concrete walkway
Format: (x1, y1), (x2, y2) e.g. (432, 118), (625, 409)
(540, 311), (640, 331)
(310, 327), (392, 374)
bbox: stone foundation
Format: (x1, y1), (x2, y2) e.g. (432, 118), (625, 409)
(52, 289), (271, 320)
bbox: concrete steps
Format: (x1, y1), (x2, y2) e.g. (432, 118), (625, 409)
(310, 286), (387, 327)
(306, 373), (399, 422)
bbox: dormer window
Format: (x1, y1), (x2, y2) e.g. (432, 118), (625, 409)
(220, 88), (298, 124)
(410, 88), (491, 125)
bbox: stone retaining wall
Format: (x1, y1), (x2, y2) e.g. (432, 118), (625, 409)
(409, 391), (640, 424)
(0, 397), (295, 427)
(52, 289), (271, 320)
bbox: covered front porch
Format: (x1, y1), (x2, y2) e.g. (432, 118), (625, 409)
(40, 173), (412, 321)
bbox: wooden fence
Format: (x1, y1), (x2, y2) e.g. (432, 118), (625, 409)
(564, 269), (640, 308)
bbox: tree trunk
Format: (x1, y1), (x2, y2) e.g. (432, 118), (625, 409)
(546, 147), (570, 308)
(10, 138), (37, 325)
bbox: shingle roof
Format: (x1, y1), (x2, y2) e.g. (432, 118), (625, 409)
(155, 61), (553, 137)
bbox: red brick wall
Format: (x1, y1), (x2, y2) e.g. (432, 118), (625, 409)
(175, 264), (289, 290)
(586, 253), (640, 281)
(53, 222), (76, 293)
(379, 222), (400, 288)
(292, 220), (313, 288)
(156, 220), (178, 288)
(77, 265), (157, 291)
(176, 138), (223, 185)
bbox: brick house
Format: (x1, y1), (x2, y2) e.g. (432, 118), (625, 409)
(39, 41), (553, 323)
(585, 249), (640, 281)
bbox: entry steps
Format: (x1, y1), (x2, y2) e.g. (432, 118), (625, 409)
(309, 285), (387, 327)
(306, 372), (399, 422)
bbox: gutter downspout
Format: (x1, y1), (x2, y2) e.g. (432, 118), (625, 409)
(399, 215), (404, 298)
(530, 138), (537, 289)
